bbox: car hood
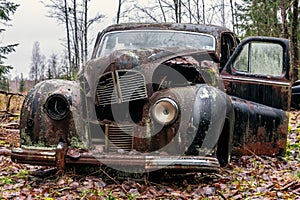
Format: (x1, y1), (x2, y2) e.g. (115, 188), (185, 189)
(81, 47), (223, 97)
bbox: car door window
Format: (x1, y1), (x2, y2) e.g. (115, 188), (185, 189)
(221, 37), (290, 110)
(233, 42), (283, 76)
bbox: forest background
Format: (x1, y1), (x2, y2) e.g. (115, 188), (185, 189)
(0, 0), (298, 92)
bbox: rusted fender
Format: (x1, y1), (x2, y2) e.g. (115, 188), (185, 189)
(19, 79), (87, 148)
(146, 84), (233, 157)
(187, 84), (233, 157)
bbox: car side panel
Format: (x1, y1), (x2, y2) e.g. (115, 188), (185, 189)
(231, 96), (288, 156)
(222, 76), (290, 111)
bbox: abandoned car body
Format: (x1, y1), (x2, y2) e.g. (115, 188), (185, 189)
(11, 23), (292, 172)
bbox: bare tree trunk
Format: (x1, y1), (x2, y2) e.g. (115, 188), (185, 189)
(195, 0), (200, 23)
(84, 0), (88, 65)
(158, 0), (167, 22)
(191, 0), (202, 23)
(173, 0), (182, 23)
(73, 0), (79, 76)
(188, 0), (191, 23)
(252, 0), (260, 35)
(117, 0), (121, 24)
(173, 0), (179, 22)
(234, 0), (238, 34)
(202, 0), (205, 24)
(221, 0), (225, 26)
(80, 33), (84, 68)
(43, 0), (104, 79)
(292, 0), (299, 80)
(178, 0), (181, 23)
(230, 0), (235, 32)
(280, 0), (288, 38)
(262, 0), (267, 35)
(272, 0), (279, 37)
(64, 0), (71, 79)
(79, 6), (84, 68)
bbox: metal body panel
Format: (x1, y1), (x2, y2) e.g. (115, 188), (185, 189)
(19, 79), (87, 148)
(223, 75), (290, 110)
(230, 97), (288, 156)
(11, 23), (292, 172)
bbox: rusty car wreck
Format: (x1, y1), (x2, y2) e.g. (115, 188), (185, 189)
(11, 23), (292, 173)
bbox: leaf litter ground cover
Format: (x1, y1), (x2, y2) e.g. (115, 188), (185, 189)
(0, 112), (300, 199)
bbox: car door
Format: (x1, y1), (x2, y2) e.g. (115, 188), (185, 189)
(221, 36), (291, 156)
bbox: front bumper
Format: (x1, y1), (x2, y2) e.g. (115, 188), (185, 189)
(11, 143), (220, 172)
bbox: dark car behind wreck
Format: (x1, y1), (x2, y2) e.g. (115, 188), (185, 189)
(11, 23), (293, 173)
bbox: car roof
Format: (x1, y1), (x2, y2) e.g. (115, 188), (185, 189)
(99, 23), (233, 38)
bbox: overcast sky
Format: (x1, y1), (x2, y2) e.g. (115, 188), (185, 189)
(3, 0), (119, 79)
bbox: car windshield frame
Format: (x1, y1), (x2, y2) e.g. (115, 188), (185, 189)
(96, 30), (216, 58)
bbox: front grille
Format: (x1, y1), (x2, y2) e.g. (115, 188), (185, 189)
(96, 75), (118, 105)
(105, 124), (134, 152)
(118, 71), (148, 102)
(96, 70), (147, 105)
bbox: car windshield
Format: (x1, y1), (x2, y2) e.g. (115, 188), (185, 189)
(97, 30), (215, 58)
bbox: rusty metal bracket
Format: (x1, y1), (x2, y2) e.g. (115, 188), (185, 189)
(55, 142), (67, 171)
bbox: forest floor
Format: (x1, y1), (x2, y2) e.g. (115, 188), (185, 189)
(0, 111), (300, 199)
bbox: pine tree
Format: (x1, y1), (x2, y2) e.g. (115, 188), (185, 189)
(46, 67), (53, 80)
(234, 0), (281, 38)
(234, 0), (299, 79)
(0, 1), (19, 78)
(19, 73), (25, 93)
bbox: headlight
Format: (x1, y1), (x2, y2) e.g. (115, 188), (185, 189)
(151, 98), (179, 125)
(45, 94), (70, 120)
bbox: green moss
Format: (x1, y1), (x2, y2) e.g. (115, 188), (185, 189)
(0, 140), (6, 145)
(70, 137), (85, 148)
(20, 128), (32, 146)
(285, 123), (300, 161)
(15, 170), (30, 179)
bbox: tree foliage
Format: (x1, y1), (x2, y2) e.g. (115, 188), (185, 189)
(234, 0), (299, 79)
(0, 0), (19, 78)
(235, 0), (282, 37)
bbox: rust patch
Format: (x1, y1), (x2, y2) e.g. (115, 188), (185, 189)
(232, 139), (287, 156)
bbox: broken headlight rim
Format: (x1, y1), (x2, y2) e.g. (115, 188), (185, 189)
(151, 97), (179, 125)
(45, 94), (70, 120)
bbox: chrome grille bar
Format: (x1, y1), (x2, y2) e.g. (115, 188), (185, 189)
(96, 75), (118, 105)
(107, 125), (134, 152)
(96, 70), (147, 105)
(118, 71), (147, 102)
